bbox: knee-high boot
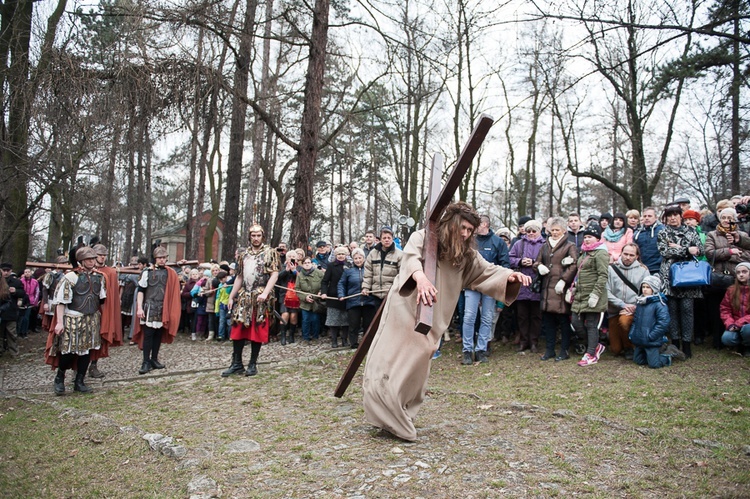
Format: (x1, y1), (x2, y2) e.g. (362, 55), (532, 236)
(246, 341), (261, 376)
(288, 324), (296, 344)
(222, 340), (245, 377)
(54, 354), (73, 395)
(150, 329), (165, 369)
(140, 328), (153, 374)
(280, 322), (288, 346)
(340, 326), (349, 347)
(682, 341), (692, 359)
(74, 354), (92, 393)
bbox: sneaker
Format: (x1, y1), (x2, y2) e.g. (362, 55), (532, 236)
(554, 351), (570, 361)
(431, 350), (441, 360)
(662, 344), (686, 361)
(577, 353), (598, 366)
(476, 350), (489, 363)
(594, 343), (606, 360)
(461, 351), (474, 365)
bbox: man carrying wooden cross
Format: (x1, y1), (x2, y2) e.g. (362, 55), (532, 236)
(362, 201), (531, 441)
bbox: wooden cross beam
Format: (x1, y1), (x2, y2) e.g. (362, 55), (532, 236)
(334, 114), (494, 398)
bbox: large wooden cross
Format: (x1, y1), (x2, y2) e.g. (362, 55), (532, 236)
(334, 114), (494, 398)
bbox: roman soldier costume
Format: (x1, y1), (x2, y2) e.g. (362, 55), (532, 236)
(222, 224), (279, 377)
(132, 246), (182, 375)
(45, 246), (106, 395)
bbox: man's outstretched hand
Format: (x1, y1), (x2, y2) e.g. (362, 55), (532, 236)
(508, 272), (532, 286)
(413, 271), (438, 307)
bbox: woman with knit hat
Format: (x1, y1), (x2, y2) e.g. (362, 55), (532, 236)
(601, 212), (633, 263)
(657, 205), (704, 359)
(705, 207), (750, 349)
(719, 261), (750, 356)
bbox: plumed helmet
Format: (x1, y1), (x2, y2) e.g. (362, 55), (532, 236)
(76, 247), (97, 262)
(92, 244), (108, 256)
(153, 246), (168, 259)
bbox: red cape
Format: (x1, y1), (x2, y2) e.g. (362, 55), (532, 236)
(90, 266), (123, 361)
(132, 266), (181, 349)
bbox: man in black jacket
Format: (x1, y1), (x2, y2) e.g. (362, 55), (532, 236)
(0, 263), (27, 358)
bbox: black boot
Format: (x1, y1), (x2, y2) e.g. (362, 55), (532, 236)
(280, 329), (287, 346)
(54, 368), (65, 395)
(74, 355), (92, 393)
(221, 340), (245, 377)
(74, 372), (92, 393)
(139, 361), (152, 375)
(150, 329), (164, 368)
(288, 325), (296, 344)
(682, 341), (692, 359)
(246, 341), (261, 376)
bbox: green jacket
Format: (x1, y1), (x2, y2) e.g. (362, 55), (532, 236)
(571, 244), (610, 314)
(296, 268), (325, 313)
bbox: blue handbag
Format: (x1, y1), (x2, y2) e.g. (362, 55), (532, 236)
(670, 258), (711, 287)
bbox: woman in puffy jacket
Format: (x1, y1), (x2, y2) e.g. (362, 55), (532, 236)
(337, 248), (378, 349)
(533, 216), (578, 361)
(570, 228), (610, 366)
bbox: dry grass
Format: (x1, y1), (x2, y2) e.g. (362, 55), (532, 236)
(2, 338), (749, 498)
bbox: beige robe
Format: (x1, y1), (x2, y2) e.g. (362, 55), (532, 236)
(362, 230), (521, 441)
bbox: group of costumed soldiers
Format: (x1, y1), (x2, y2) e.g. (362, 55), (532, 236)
(36, 223), (280, 394)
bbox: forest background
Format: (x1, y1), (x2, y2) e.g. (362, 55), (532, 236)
(0, 0), (748, 269)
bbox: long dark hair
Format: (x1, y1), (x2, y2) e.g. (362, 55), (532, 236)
(437, 202), (480, 269)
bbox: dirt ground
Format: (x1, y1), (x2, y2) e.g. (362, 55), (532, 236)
(1, 330), (749, 498)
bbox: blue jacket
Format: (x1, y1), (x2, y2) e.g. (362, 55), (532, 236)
(628, 294), (670, 347)
(634, 223), (664, 273)
(337, 264), (378, 310)
(475, 229), (510, 267)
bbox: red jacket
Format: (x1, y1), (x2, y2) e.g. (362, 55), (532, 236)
(719, 285), (750, 329)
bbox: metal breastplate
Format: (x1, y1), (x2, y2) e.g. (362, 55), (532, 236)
(144, 268), (168, 318)
(69, 273), (102, 315)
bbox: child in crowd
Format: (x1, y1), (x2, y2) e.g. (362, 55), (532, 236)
(719, 261), (750, 356)
(215, 271), (231, 341)
(190, 269), (210, 340)
(628, 275), (685, 368)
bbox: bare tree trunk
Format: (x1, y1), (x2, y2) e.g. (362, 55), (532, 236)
(289, 0), (330, 250)
(223, 0), (259, 260)
(101, 122), (122, 248)
(186, 27), (205, 258)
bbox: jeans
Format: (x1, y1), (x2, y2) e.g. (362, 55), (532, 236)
(633, 346), (671, 368)
(721, 324), (750, 347)
(301, 310), (321, 340)
(462, 290), (495, 353)
(218, 305), (230, 340)
(17, 308), (30, 337)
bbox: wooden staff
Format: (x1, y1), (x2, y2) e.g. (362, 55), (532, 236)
(25, 262), (72, 270)
(273, 285), (389, 301)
